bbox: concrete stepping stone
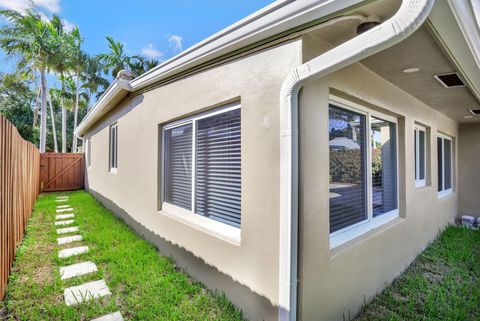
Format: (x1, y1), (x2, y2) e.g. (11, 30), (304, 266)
(57, 205), (71, 209)
(57, 226), (79, 235)
(56, 208), (74, 213)
(60, 261), (98, 280)
(56, 199), (69, 202)
(64, 279), (111, 306)
(58, 235), (82, 245)
(55, 220), (75, 226)
(56, 196), (69, 199)
(91, 312), (124, 321)
(58, 246), (89, 258)
(56, 214), (74, 220)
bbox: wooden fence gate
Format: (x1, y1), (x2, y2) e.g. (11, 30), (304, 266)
(40, 153), (85, 192)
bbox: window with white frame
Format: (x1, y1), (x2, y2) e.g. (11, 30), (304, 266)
(414, 125), (426, 187)
(437, 134), (453, 197)
(109, 124), (118, 172)
(87, 138), (91, 168)
(329, 98), (398, 248)
(162, 104), (241, 228)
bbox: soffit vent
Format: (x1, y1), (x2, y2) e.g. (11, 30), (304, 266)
(468, 109), (480, 115)
(433, 72), (465, 88)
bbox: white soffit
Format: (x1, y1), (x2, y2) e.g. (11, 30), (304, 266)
(427, 0), (480, 102)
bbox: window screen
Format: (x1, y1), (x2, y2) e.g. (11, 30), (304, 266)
(195, 109), (241, 227)
(329, 105), (367, 233)
(437, 135), (453, 193)
(109, 124), (118, 170)
(164, 124), (193, 210)
(162, 106), (242, 228)
(371, 117), (397, 217)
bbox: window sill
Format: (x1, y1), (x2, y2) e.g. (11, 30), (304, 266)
(160, 202), (241, 246)
(438, 189), (453, 199)
(415, 180), (426, 188)
(330, 209), (399, 249)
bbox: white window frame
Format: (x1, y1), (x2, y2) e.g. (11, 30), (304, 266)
(414, 125), (426, 188)
(109, 123), (118, 174)
(437, 133), (453, 198)
(161, 103), (241, 244)
(329, 96), (399, 249)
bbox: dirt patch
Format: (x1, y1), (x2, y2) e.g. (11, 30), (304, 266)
(420, 260), (450, 284)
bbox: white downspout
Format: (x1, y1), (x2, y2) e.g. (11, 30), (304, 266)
(278, 0), (436, 320)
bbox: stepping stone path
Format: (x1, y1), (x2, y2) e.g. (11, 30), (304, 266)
(55, 220), (75, 226)
(60, 261), (98, 280)
(56, 213), (74, 220)
(64, 279), (111, 306)
(58, 246), (89, 258)
(57, 226), (79, 235)
(58, 235), (82, 245)
(54, 195), (123, 321)
(91, 312), (124, 321)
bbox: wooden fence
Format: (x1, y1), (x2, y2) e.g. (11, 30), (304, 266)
(40, 153), (84, 192)
(0, 115), (40, 301)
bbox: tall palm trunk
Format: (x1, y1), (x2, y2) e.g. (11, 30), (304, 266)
(39, 70), (48, 153)
(72, 75), (80, 152)
(60, 74), (67, 153)
(33, 87), (41, 127)
(47, 93), (58, 152)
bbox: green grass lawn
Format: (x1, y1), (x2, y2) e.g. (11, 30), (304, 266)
(1, 191), (244, 321)
(354, 226), (480, 321)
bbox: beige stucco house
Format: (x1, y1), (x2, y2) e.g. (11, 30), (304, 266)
(75, 0), (480, 320)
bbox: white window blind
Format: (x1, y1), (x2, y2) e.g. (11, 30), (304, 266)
(163, 105), (241, 228)
(109, 124), (118, 171)
(164, 123), (193, 210)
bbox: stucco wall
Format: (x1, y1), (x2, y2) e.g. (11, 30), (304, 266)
(458, 123), (480, 216)
(298, 34), (459, 321)
(84, 39), (303, 321)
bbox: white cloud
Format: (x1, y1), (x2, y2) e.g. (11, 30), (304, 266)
(61, 18), (74, 32)
(168, 35), (183, 53)
(0, 0), (61, 13)
(141, 43), (163, 59)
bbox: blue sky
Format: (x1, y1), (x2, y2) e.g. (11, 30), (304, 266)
(0, 0), (274, 75)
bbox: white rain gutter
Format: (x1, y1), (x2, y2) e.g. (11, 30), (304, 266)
(278, 0), (435, 320)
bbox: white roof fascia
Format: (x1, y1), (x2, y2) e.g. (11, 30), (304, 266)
(76, 0), (364, 136)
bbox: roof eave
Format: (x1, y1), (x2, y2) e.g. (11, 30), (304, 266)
(76, 0), (365, 136)
(75, 78), (132, 136)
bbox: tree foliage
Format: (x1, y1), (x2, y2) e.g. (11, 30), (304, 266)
(0, 10), (158, 152)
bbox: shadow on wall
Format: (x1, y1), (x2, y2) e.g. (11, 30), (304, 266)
(88, 188), (283, 321)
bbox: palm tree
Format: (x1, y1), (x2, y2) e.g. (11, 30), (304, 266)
(97, 36), (133, 78)
(49, 15), (71, 153)
(82, 56), (109, 102)
(128, 56), (159, 76)
(65, 26), (87, 152)
(0, 10), (57, 152)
